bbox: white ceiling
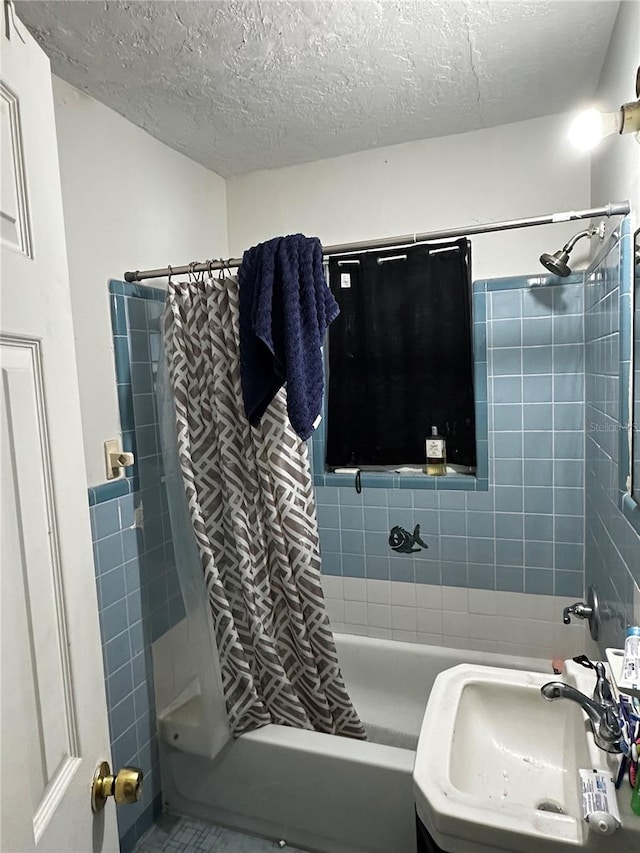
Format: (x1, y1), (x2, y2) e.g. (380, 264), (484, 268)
(17, 0), (619, 177)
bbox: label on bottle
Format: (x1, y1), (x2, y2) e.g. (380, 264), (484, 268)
(621, 631), (640, 687)
(426, 439), (444, 459)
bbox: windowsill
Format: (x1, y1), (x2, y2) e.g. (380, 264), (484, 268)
(327, 463), (475, 475)
(314, 470), (488, 491)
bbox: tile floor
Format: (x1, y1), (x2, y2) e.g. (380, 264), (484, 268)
(135, 814), (313, 853)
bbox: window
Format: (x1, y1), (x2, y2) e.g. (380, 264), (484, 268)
(325, 239), (476, 473)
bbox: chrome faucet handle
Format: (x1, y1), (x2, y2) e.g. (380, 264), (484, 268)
(599, 705), (623, 748)
(572, 657), (615, 705)
(562, 601), (593, 625)
(592, 662), (615, 707)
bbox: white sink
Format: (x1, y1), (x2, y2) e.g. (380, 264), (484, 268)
(414, 664), (602, 853)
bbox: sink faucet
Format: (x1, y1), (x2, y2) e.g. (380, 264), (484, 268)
(541, 665), (622, 753)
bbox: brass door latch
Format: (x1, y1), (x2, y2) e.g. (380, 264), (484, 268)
(91, 761), (143, 813)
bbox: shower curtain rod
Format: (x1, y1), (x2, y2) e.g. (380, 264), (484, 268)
(123, 201), (630, 283)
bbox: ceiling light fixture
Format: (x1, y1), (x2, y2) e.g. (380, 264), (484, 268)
(569, 66), (640, 150)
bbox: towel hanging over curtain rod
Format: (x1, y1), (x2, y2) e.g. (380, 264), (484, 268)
(123, 201), (630, 283)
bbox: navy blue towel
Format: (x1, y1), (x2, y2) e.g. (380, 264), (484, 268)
(238, 234), (339, 440)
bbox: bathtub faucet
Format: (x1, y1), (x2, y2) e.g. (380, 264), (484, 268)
(561, 585), (601, 641)
(540, 665), (622, 753)
(562, 601), (593, 625)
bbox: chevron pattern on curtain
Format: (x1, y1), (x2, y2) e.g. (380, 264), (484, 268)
(163, 274), (366, 739)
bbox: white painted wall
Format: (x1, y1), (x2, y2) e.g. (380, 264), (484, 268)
(52, 77), (228, 486)
(226, 113), (591, 280)
(590, 0), (639, 219)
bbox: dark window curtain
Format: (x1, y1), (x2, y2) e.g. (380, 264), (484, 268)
(326, 238), (476, 468)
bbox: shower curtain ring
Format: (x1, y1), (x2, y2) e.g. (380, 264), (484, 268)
(167, 264), (173, 285)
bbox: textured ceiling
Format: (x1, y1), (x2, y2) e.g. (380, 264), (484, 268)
(17, 0), (619, 176)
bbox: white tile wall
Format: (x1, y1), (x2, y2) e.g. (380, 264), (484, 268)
(322, 576), (596, 661)
(151, 619), (199, 712)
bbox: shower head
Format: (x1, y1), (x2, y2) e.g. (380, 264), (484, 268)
(539, 223), (604, 279)
(540, 249), (572, 277)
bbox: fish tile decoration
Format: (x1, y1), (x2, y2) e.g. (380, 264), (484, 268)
(389, 524), (429, 554)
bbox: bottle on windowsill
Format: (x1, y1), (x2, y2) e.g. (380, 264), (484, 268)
(425, 426), (446, 476)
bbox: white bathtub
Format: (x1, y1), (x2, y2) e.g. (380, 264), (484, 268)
(158, 633), (551, 853)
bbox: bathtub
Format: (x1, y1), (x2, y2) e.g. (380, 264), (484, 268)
(158, 633), (551, 853)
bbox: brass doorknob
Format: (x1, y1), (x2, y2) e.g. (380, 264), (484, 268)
(91, 761), (143, 812)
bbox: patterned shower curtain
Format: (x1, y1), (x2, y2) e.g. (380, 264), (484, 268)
(163, 273), (366, 739)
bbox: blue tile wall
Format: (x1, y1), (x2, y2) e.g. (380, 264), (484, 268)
(91, 489), (162, 852)
(316, 273), (587, 597)
(585, 218), (640, 651)
(106, 278), (185, 641)
(620, 227), (640, 536)
(89, 279), (187, 852)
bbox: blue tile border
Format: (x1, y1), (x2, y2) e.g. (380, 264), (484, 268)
(483, 272), (584, 291)
(110, 293), (127, 336)
(109, 278), (166, 302)
(89, 479), (131, 506)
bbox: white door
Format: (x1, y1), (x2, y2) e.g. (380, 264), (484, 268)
(1, 12), (119, 853)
